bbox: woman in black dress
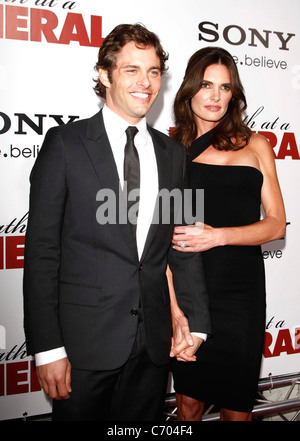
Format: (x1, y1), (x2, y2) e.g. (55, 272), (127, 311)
(168, 47), (286, 421)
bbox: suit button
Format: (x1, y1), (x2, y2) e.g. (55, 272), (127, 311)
(138, 264), (143, 271)
(130, 308), (138, 316)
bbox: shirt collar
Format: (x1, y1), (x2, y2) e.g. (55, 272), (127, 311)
(102, 104), (148, 146)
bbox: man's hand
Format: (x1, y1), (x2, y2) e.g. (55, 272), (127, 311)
(174, 334), (203, 362)
(170, 313), (203, 362)
(36, 357), (72, 400)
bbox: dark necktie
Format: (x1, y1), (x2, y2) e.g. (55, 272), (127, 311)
(124, 126), (140, 237)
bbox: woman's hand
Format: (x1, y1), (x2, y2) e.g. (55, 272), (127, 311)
(170, 312), (203, 362)
(167, 265), (205, 362)
(170, 312), (196, 362)
(172, 222), (221, 252)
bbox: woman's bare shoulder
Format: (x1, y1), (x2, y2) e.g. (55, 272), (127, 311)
(248, 133), (277, 174)
(248, 133), (274, 157)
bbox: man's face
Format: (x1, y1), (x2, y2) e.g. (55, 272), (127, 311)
(99, 41), (162, 124)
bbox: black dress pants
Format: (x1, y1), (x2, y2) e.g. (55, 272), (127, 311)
(52, 319), (169, 421)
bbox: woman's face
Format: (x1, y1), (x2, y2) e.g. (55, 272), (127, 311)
(191, 63), (233, 130)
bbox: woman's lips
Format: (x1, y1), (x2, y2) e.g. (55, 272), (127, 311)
(205, 105), (221, 111)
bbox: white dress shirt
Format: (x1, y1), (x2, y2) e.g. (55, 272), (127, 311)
(35, 106), (205, 367)
(102, 105), (158, 259)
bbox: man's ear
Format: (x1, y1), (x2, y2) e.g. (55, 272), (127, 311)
(98, 69), (111, 88)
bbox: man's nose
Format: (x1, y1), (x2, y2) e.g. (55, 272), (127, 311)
(137, 72), (150, 88)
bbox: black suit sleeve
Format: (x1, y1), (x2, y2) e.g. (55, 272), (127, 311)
(23, 127), (66, 355)
(168, 246), (211, 335)
(168, 153), (211, 335)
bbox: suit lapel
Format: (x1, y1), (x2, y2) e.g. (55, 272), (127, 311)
(81, 112), (173, 262)
(150, 127), (171, 193)
(83, 110), (120, 195)
(140, 127), (172, 262)
(82, 110), (138, 259)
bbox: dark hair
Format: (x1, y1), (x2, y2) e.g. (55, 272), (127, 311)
(94, 23), (169, 98)
(172, 46), (252, 151)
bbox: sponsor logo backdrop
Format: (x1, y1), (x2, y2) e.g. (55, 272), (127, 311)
(0, 0), (299, 420)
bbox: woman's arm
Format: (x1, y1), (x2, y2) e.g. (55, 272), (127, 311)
(167, 266), (203, 361)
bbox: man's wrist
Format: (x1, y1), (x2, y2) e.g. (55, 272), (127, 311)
(35, 347), (67, 366)
(191, 332), (207, 341)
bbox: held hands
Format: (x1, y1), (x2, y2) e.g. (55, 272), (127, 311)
(172, 222), (220, 252)
(170, 313), (203, 362)
(36, 357), (72, 400)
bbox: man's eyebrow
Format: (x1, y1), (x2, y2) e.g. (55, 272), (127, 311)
(120, 64), (161, 70)
(121, 64), (139, 69)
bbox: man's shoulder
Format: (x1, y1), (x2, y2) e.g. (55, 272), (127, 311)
(148, 126), (185, 152)
(47, 111), (101, 137)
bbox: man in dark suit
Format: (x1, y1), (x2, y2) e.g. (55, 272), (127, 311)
(23, 23), (210, 421)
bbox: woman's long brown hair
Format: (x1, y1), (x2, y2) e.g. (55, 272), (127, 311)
(171, 47), (252, 151)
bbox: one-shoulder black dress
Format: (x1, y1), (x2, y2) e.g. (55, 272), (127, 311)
(172, 131), (266, 412)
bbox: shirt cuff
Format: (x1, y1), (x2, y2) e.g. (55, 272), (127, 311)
(191, 332), (207, 341)
(35, 347), (67, 366)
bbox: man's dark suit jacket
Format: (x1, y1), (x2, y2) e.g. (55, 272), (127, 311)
(23, 110), (211, 371)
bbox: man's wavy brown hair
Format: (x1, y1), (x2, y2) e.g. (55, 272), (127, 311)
(94, 23), (168, 99)
(171, 47), (252, 151)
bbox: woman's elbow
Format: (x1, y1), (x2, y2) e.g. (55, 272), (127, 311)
(274, 217), (286, 240)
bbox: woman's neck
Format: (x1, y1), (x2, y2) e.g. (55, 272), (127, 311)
(196, 120), (218, 137)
